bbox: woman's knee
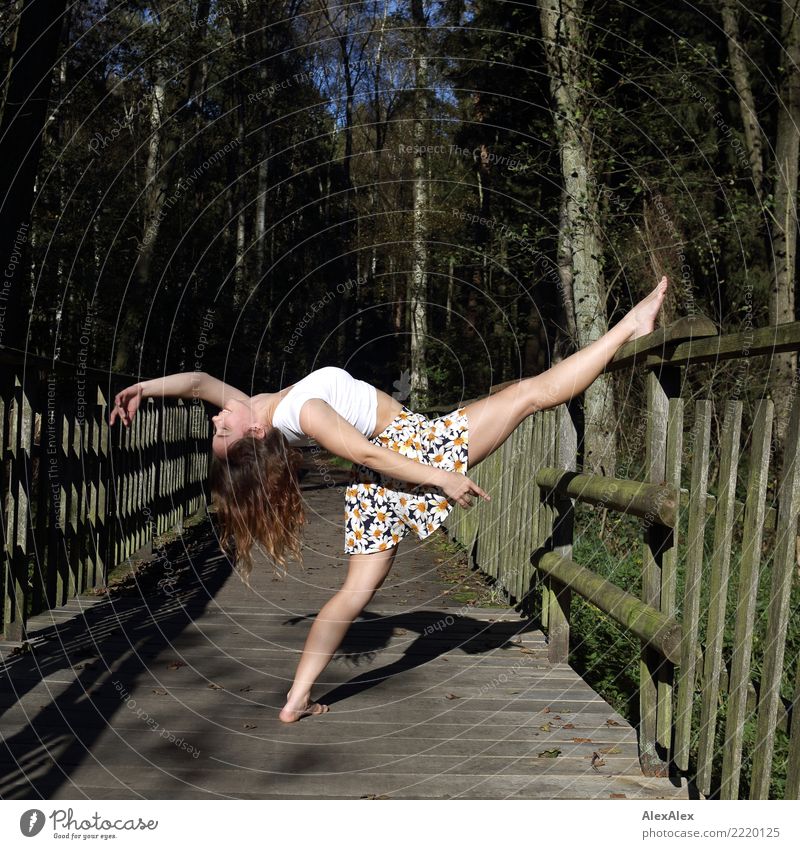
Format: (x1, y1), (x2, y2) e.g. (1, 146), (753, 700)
(336, 584), (378, 615)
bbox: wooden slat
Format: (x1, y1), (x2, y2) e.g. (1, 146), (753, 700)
(785, 651), (800, 798)
(750, 391), (800, 798)
(640, 365), (675, 776)
(657, 397), (683, 751)
(3, 380), (25, 640)
(674, 399), (713, 771)
(517, 416), (535, 602)
(544, 409), (559, 646)
(508, 426), (523, 602)
(696, 400), (742, 795)
(538, 411), (549, 630)
(486, 441), (502, 580)
(497, 433), (514, 598)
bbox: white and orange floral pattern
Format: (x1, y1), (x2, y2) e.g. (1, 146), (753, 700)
(343, 406), (469, 554)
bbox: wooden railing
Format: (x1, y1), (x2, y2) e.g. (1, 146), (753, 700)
(1, 347), (213, 642)
(441, 317), (800, 800)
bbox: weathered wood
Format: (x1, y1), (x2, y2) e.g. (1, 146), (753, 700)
(4, 379), (26, 641)
(656, 397), (683, 751)
(674, 399), (713, 771)
(536, 468), (677, 527)
(610, 318), (800, 371)
(697, 400), (742, 796)
(677, 487), (776, 532)
(497, 432), (515, 598)
(542, 409), (556, 636)
(642, 320), (800, 369)
(546, 404), (576, 665)
(0, 486), (688, 801)
(0, 350), (213, 641)
(517, 416), (535, 602)
(640, 364), (677, 777)
(610, 315), (719, 372)
(786, 651), (800, 798)
(750, 391), (800, 798)
(534, 551), (682, 664)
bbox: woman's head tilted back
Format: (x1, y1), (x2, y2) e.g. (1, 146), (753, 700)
(208, 403), (305, 585)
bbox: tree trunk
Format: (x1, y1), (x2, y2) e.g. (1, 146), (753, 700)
(769, 0), (800, 444)
(0, 0), (67, 352)
(720, 0), (765, 197)
(538, 0), (616, 477)
(409, 0), (429, 406)
(113, 4), (210, 372)
(112, 74), (168, 372)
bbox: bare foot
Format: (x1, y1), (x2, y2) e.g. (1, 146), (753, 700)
(278, 693), (330, 723)
(626, 275), (669, 342)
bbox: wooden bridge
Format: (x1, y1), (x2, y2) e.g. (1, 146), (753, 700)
(0, 476), (689, 799)
(1, 318), (799, 800)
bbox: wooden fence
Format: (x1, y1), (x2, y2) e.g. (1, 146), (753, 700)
(443, 317), (800, 800)
(1, 347), (213, 642)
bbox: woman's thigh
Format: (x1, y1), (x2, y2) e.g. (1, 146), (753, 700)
(340, 545), (399, 599)
(463, 379), (543, 467)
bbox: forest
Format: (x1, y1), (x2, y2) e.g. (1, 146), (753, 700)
(1, 0), (798, 473)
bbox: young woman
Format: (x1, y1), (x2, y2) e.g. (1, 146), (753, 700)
(109, 275), (669, 722)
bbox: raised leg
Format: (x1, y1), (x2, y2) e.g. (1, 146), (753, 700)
(279, 545), (398, 722)
(463, 276), (669, 467)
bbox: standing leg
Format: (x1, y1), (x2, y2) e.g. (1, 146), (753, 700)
(279, 545), (398, 722)
(464, 276), (669, 467)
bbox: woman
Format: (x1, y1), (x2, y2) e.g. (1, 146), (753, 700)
(109, 275), (669, 722)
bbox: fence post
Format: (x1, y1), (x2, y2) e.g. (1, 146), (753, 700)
(640, 364), (681, 776)
(544, 404), (578, 664)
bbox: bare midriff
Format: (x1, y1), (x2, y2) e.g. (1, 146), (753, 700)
(371, 388), (404, 438)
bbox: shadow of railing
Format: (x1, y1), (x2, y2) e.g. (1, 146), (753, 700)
(0, 518), (233, 798)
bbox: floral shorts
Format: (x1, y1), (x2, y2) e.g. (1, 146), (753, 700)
(343, 406), (470, 554)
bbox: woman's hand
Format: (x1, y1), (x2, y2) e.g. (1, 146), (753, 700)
(109, 383), (143, 427)
(438, 469), (491, 508)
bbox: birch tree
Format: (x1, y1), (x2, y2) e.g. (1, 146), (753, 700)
(409, 0), (430, 406)
(720, 0), (800, 443)
(538, 0), (616, 476)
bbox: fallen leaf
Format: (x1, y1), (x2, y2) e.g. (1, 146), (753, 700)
(208, 683), (222, 690)
(167, 661), (186, 670)
(605, 719), (621, 726)
(591, 752), (606, 769)
(537, 749), (561, 758)
(239, 686), (253, 693)
(572, 737), (592, 743)
(243, 723), (257, 729)
(610, 793), (627, 799)
(539, 722), (551, 732)
(562, 723), (575, 729)
(599, 746), (621, 755)
(152, 688), (167, 695)
(445, 692), (459, 700)
(518, 647), (538, 655)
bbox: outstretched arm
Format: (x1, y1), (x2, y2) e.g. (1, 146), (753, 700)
(299, 399), (490, 509)
(110, 371), (249, 426)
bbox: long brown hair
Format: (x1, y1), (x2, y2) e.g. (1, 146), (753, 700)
(208, 427), (305, 585)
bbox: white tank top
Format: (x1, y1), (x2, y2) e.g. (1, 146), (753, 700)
(271, 366), (378, 447)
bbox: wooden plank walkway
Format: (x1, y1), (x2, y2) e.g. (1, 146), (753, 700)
(1, 469), (691, 800)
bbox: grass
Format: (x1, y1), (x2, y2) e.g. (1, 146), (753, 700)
(427, 529), (515, 608)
